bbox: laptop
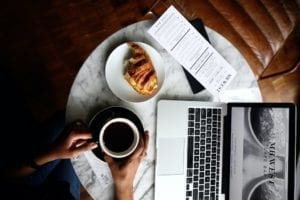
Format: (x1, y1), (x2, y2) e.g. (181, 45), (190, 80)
(155, 100), (298, 200)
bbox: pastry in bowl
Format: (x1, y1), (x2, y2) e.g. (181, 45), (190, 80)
(124, 42), (158, 95)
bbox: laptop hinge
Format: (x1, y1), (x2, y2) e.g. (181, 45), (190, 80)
(222, 108), (231, 199)
(297, 105), (300, 159)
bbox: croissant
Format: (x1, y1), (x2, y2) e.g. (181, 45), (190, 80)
(124, 42), (158, 95)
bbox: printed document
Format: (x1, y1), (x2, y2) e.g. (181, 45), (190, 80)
(148, 6), (237, 96)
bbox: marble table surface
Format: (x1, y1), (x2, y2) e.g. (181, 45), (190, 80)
(66, 19), (262, 200)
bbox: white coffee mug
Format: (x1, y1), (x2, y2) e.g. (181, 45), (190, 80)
(99, 118), (140, 158)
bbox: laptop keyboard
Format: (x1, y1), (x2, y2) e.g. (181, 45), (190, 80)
(186, 107), (222, 200)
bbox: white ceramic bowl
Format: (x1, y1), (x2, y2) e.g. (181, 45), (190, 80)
(105, 42), (165, 102)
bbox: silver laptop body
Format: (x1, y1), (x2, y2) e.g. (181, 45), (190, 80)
(155, 100), (227, 200)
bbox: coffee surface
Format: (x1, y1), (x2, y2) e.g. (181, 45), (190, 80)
(103, 122), (134, 152)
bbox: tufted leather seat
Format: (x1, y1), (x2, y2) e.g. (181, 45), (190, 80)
(148, 0), (300, 103)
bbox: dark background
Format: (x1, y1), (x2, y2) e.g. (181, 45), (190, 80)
(0, 0), (155, 122)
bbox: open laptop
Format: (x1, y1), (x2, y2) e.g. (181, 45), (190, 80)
(155, 99), (298, 200)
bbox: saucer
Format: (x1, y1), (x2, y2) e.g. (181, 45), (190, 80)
(89, 106), (144, 161)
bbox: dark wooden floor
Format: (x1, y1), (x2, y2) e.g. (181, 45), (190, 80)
(0, 0), (155, 122)
(1, 1), (299, 199)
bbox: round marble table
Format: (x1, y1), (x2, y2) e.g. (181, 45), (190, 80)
(66, 19), (262, 200)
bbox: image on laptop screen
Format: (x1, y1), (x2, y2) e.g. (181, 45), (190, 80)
(229, 105), (291, 200)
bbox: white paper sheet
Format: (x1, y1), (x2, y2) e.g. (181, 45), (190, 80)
(84, 151), (113, 188)
(219, 87), (262, 102)
(148, 6), (237, 97)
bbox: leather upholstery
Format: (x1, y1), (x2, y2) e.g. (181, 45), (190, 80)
(258, 62), (300, 102)
(149, 0), (300, 80)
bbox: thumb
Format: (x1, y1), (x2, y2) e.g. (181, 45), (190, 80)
(104, 154), (115, 165)
(104, 154), (119, 172)
(73, 142), (98, 155)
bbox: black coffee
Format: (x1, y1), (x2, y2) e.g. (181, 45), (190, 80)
(103, 122), (134, 152)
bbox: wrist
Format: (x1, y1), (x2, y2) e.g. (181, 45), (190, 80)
(115, 185), (133, 200)
(34, 151), (58, 166)
(28, 158), (43, 170)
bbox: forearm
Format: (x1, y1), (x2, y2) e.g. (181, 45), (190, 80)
(8, 150), (58, 177)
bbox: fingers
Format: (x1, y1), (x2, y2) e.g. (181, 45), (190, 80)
(143, 131), (149, 150)
(104, 154), (118, 172)
(104, 154), (115, 165)
(69, 131), (93, 141)
(72, 141), (98, 156)
(65, 131), (93, 147)
(65, 121), (94, 147)
(74, 139), (89, 148)
(131, 142), (144, 159)
(129, 131), (149, 160)
(141, 131), (149, 157)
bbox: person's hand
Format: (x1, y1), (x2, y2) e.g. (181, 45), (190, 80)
(41, 121), (98, 163)
(50, 130), (98, 160)
(104, 131), (149, 200)
(15, 122), (98, 177)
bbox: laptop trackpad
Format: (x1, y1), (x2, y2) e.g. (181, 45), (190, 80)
(157, 138), (185, 175)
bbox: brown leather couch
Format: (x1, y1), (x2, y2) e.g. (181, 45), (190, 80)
(148, 0), (300, 103)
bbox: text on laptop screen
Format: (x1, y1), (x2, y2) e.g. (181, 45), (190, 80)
(230, 106), (289, 200)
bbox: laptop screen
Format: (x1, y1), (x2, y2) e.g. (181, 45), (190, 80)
(228, 103), (296, 200)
